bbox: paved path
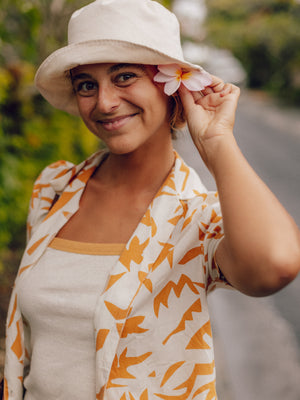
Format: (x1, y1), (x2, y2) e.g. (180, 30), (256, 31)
(173, 90), (300, 399)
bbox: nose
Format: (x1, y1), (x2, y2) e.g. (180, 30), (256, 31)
(95, 85), (120, 114)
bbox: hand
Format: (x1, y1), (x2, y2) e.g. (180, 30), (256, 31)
(178, 76), (240, 157)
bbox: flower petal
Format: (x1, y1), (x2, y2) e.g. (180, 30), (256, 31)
(183, 71), (212, 91)
(164, 79), (181, 95)
(182, 81), (204, 92)
(153, 72), (175, 83)
(157, 64), (181, 76)
(191, 70), (212, 86)
(155, 64), (212, 95)
(183, 77), (205, 91)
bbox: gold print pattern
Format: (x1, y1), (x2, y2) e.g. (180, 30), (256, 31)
(43, 188), (82, 221)
(119, 236), (150, 271)
(30, 183), (50, 208)
(140, 389), (149, 400)
(120, 316), (149, 338)
(207, 225), (222, 240)
(168, 200), (188, 226)
(210, 210), (222, 224)
(11, 319), (23, 360)
(17, 264), (32, 277)
(155, 363), (215, 399)
(150, 242), (174, 273)
(3, 378), (8, 400)
(192, 191), (208, 200)
(179, 162), (190, 192)
(104, 301), (132, 320)
(107, 348), (152, 388)
(192, 380), (217, 400)
(154, 275), (200, 317)
(199, 227), (206, 242)
(96, 329), (110, 351)
(141, 209), (157, 237)
(138, 271), (153, 293)
(186, 321), (212, 350)
(96, 386), (105, 400)
(178, 245), (204, 265)
(154, 172), (176, 198)
(8, 294), (17, 328)
(105, 272), (127, 292)
(162, 299), (202, 345)
(76, 166), (97, 184)
(27, 234), (49, 255)
(128, 388), (149, 400)
(160, 361), (185, 387)
(181, 209), (197, 231)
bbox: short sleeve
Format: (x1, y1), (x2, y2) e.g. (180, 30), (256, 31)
(26, 160), (74, 242)
(195, 191), (233, 293)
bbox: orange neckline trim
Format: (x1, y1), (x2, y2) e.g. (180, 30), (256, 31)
(49, 237), (126, 256)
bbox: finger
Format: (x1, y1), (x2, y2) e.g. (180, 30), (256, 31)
(178, 85), (197, 111)
(219, 83), (232, 97)
(220, 83), (240, 98)
(201, 86), (214, 96)
(207, 75), (226, 93)
(191, 90), (204, 103)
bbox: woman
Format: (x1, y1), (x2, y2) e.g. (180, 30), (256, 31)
(3, 0), (300, 399)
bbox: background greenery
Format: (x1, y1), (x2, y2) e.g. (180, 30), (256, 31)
(0, 0), (299, 272)
(0, 0), (100, 272)
(205, 0), (300, 104)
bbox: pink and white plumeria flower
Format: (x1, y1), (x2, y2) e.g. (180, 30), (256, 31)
(153, 64), (212, 96)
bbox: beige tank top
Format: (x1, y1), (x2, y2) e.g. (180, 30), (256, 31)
(18, 238), (125, 400)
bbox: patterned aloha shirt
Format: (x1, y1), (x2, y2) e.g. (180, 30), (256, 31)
(4, 150), (230, 400)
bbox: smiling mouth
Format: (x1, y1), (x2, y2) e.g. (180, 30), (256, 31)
(99, 114), (138, 131)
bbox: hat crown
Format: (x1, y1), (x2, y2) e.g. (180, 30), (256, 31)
(35, 0), (201, 115)
(68, 0), (184, 60)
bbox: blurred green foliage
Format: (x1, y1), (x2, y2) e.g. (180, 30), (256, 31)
(206, 0), (300, 104)
(0, 0), (100, 271)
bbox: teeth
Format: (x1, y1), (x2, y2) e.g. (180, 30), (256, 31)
(102, 117), (124, 124)
(100, 115), (132, 130)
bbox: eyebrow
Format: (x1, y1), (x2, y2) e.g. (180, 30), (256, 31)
(107, 63), (147, 74)
(70, 63), (147, 83)
(70, 72), (92, 84)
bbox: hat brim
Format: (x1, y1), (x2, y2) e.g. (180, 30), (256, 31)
(35, 39), (201, 115)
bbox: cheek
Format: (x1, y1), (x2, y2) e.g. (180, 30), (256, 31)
(76, 97), (93, 120)
(152, 78), (168, 98)
(151, 89), (171, 121)
(75, 96), (85, 115)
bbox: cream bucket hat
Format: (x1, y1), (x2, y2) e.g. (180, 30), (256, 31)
(35, 0), (203, 115)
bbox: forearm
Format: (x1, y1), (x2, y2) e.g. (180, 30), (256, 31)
(179, 78), (300, 295)
(201, 134), (300, 296)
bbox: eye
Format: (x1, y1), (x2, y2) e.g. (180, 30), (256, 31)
(115, 72), (137, 86)
(74, 81), (97, 97)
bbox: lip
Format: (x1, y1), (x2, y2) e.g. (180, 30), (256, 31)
(98, 113), (138, 131)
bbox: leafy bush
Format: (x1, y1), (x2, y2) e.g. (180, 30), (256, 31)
(206, 0), (300, 104)
(0, 62), (99, 267)
(0, 0), (99, 269)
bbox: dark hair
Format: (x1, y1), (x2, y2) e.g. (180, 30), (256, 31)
(169, 92), (186, 133)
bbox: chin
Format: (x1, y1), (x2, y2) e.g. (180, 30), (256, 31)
(104, 134), (145, 155)
(105, 142), (139, 156)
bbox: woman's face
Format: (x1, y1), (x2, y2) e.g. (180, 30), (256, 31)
(71, 63), (171, 155)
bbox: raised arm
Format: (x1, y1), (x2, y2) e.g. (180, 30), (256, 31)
(179, 78), (300, 296)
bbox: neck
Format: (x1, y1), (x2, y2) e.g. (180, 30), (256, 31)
(95, 137), (175, 193)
